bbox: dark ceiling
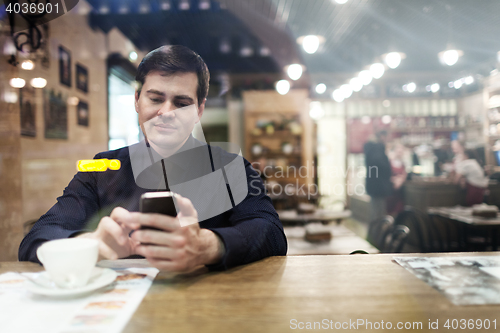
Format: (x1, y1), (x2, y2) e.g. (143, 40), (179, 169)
(87, 0), (500, 79)
(87, 0), (288, 74)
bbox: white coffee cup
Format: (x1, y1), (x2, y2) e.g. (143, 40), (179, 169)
(36, 238), (99, 289)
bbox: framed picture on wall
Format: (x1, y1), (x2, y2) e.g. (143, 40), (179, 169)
(76, 63), (88, 93)
(44, 89), (68, 139)
(20, 87), (36, 137)
(77, 100), (89, 127)
(59, 45), (71, 87)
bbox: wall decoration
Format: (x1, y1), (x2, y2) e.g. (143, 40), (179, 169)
(59, 45), (71, 87)
(41, 24), (50, 69)
(76, 63), (88, 93)
(20, 87), (36, 137)
(44, 89), (68, 139)
(77, 100), (89, 127)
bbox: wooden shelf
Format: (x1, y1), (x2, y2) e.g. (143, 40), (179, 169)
(243, 90), (314, 193)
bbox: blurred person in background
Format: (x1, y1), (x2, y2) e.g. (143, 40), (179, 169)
(454, 149), (489, 206)
(433, 139), (453, 176)
(442, 140), (466, 175)
(387, 142), (407, 216)
(451, 140), (466, 166)
(364, 130), (392, 221)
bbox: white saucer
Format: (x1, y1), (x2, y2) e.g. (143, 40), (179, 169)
(25, 267), (117, 297)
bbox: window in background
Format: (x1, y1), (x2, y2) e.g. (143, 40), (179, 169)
(108, 70), (140, 150)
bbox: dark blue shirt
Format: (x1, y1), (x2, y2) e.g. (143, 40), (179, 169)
(18, 142), (287, 270)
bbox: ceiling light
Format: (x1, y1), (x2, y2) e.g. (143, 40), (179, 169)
(465, 76), (474, 85)
(99, 5), (110, 14)
(297, 35), (325, 54)
(9, 78), (25, 88)
(159, 0), (171, 10)
(335, 0), (349, 4)
(406, 82), (416, 93)
(383, 52), (406, 69)
(332, 89), (344, 103)
(454, 79), (463, 89)
(438, 49), (463, 66)
(30, 77), (47, 88)
(340, 84), (353, 99)
(276, 80), (290, 95)
(179, 0), (190, 10)
(349, 77), (363, 92)
(259, 46), (271, 57)
(448, 81), (454, 88)
(358, 70), (372, 85)
(128, 51), (138, 61)
(370, 63), (385, 79)
(286, 64), (304, 81)
(431, 83), (440, 93)
(315, 83), (326, 94)
(21, 60), (34, 70)
(220, 39), (231, 54)
(199, 0), (210, 10)
(118, 3), (129, 13)
(381, 115), (392, 124)
(139, 3), (149, 13)
(240, 46), (253, 57)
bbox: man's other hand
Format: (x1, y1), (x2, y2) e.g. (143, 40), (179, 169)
(131, 195), (225, 272)
(76, 207), (140, 260)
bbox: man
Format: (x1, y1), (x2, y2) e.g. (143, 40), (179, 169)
(19, 45), (287, 271)
(363, 130), (392, 221)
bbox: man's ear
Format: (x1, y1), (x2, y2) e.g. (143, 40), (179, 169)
(196, 98), (206, 123)
(134, 91), (140, 114)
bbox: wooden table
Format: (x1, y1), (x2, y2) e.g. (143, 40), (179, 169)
(284, 224), (378, 255)
(3, 253), (500, 332)
(428, 206), (500, 225)
(429, 206), (500, 250)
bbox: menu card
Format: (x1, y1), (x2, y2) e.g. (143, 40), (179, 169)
(0, 267), (159, 333)
(394, 256), (500, 305)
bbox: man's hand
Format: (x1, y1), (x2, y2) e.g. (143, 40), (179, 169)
(76, 207), (140, 260)
(131, 195), (225, 272)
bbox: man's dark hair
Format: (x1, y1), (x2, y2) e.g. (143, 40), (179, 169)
(135, 45), (210, 106)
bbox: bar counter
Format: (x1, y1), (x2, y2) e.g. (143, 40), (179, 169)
(405, 179), (500, 211)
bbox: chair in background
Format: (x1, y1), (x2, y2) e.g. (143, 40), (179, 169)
(384, 225), (411, 253)
(366, 215), (412, 253)
(428, 214), (463, 252)
(367, 215), (394, 251)
(393, 207), (445, 253)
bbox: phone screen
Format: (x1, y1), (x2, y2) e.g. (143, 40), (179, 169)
(139, 192), (177, 231)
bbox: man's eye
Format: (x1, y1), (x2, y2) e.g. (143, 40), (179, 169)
(176, 102), (189, 108)
(150, 98), (163, 103)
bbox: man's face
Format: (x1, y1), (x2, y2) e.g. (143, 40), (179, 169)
(135, 71), (205, 153)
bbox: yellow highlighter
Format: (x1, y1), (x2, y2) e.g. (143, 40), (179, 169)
(77, 159), (121, 172)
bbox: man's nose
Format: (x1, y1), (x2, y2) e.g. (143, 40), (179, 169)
(157, 101), (176, 117)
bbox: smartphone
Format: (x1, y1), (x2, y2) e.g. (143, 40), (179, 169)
(139, 192), (178, 231)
